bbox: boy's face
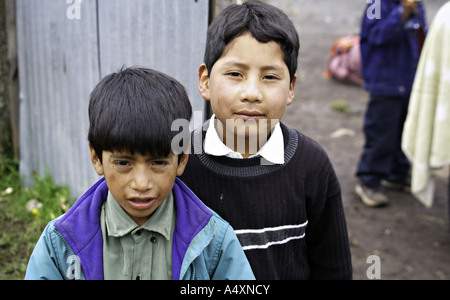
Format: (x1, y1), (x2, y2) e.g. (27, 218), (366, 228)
(89, 145), (188, 226)
(199, 33), (296, 146)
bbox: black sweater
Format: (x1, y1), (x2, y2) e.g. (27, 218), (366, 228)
(179, 122), (353, 279)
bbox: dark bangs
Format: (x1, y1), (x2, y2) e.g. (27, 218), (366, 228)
(88, 67), (192, 161)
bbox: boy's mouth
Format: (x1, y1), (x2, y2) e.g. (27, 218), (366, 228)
(130, 198), (153, 203)
(235, 110), (265, 120)
(128, 198), (156, 210)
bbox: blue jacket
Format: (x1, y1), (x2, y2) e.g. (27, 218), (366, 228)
(24, 178), (255, 280)
(360, 0), (427, 95)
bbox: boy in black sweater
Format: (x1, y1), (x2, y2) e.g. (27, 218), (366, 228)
(179, 0), (352, 279)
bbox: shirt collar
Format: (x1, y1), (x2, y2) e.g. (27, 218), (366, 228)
(105, 191), (174, 240)
(204, 114), (285, 164)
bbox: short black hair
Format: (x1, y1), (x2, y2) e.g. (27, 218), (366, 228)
(204, 0), (300, 82)
(88, 66), (192, 162)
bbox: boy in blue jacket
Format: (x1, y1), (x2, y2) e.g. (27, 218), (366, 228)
(355, 0), (427, 207)
(24, 67), (254, 280)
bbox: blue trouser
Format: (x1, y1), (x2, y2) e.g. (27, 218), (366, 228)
(356, 94), (411, 188)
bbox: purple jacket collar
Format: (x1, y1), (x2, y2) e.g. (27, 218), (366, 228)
(54, 177), (213, 280)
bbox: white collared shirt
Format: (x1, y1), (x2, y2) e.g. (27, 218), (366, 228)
(204, 115), (285, 164)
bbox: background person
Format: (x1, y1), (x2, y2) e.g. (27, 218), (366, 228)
(355, 0), (427, 207)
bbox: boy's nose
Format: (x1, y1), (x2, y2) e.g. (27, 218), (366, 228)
(131, 169), (153, 192)
(241, 78), (262, 102)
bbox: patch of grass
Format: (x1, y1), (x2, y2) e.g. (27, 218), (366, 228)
(331, 99), (350, 114)
(0, 155), (73, 280)
(421, 214), (449, 229)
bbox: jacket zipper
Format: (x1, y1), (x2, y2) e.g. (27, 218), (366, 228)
(190, 264), (195, 280)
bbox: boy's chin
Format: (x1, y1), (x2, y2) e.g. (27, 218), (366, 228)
(238, 126), (274, 138)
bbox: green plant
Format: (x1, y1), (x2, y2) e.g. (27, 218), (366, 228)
(0, 155), (73, 279)
(331, 99), (350, 114)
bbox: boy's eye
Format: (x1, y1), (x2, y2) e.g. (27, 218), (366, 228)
(114, 160), (130, 167)
(227, 72), (242, 77)
(152, 160), (169, 167)
(263, 75), (279, 80)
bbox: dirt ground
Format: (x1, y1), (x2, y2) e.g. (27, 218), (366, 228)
(266, 0), (450, 280)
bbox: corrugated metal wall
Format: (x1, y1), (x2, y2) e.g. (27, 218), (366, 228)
(16, 0), (209, 200)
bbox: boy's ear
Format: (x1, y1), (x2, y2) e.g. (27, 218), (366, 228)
(176, 153), (189, 177)
(287, 74), (297, 106)
(198, 64), (211, 101)
(88, 143), (104, 176)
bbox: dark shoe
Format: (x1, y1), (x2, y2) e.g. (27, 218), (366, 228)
(355, 183), (388, 207)
(381, 177), (411, 193)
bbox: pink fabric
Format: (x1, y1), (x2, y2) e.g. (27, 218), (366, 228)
(327, 36), (363, 86)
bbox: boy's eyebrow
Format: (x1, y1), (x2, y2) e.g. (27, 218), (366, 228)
(222, 60), (285, 73)
(110, 153), (171, 160)
(222, 61), (249, 70)
(110, 153), (133, 159)
(261, 65), (285, 73)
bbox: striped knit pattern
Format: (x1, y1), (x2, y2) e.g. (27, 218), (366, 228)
(179, 123), (352, 279)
